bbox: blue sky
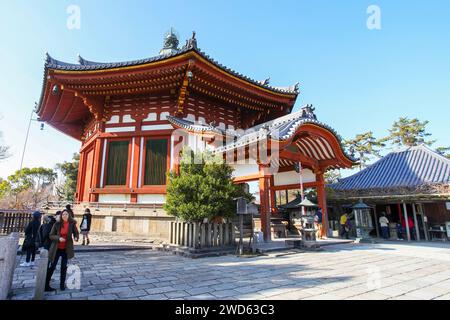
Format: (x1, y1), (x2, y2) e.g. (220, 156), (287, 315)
(0, 0), (449, 179)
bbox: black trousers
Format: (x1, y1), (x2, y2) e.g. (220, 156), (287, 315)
(340, 225), (349, 239)
(46, 249), (68, 287)
(26, 245), (36, 263)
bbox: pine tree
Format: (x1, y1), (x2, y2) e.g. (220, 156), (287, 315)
(436, 146), (450, 159)
(0, 131), (9, 160)
(164, 147), (251, 222)
(344, 131), (385, 169)
(55, 153), (79, 201)
(385, 117), (435, 147)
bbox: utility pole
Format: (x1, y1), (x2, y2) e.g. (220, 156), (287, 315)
(20, 109), (34, 171)
(16, 105), (42, 208)
(19, 105), (42, 171)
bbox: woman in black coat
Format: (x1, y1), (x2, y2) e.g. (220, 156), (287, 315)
(80, 208), (92, 245)
(20, 211), (41, 267)
(38, 213), (57, 250)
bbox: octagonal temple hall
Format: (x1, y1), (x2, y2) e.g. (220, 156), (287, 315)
(36, 31), (354, 241)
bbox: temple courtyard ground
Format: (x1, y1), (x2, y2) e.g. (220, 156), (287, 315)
(10, 241), (450, 300)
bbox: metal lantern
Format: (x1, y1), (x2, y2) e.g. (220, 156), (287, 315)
(352, 199), (374, 242)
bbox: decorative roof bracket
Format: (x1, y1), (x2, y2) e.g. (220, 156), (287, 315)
(176, 61), (194, 116)
(81, 95), (105, 121)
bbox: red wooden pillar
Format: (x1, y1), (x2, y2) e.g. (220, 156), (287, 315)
(75, 150), (85, 202)
(130, 136), (141, 203)
(316, 171), (329, 238)
(89, 138), (103, 202)
(259, 165), (271, 242)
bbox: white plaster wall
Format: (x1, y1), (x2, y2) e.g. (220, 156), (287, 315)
(141, 124), (173, 131)
(273, 169), (316, 186)
(98, 194), (131, 203)
(184, 114), (195, 122)
(137, 194), (166, 204)
(143, 113), (157, 121)
(106, 115), (120, 124)
(122, 115), (136, 123)
(105, 126), (135, 133)
(231, 162), (260, 178)
(160, 112), (170, 120)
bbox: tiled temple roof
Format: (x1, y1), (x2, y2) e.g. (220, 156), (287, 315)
(166, 116), (226, 135)
(279, 196), (319, 210)
(167, 105), (354, 163)
(330, 145), (450, 191)
(41, 32), (299, 95)
(213, 105), (352, 159)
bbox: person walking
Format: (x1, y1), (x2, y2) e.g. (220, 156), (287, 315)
(379, 213), (390, 240)
(340, 212), (349, 239)
(45, 209), (79, 292)
(314, 208), (323, 240)
(80, 208), (92, 245)
(20, 211), (42, 267)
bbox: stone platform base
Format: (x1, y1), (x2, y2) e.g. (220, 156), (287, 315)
(43, 203), (175, 241)
(158, 244), (236, 259)
(285, 239), (323, 251)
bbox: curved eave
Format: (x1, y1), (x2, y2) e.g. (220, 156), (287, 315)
(214, 119), (355, 169)
(37, 46), (299, 116)
(46, 121), (83, 141)
(277, 122), (355, 169)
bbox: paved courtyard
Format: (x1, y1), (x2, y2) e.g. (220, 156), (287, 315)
(10, 241), (450, 300)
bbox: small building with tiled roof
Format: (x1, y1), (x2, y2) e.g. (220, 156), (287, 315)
(328, 145), (450, 241)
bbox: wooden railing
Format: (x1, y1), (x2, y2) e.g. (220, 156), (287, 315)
(0, 210), (32, 234)
(170, 221), (236, 249)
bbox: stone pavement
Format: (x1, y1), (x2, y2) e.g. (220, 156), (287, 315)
(10, 241), (450, 300)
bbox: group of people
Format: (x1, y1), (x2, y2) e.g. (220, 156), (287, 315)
(338, 211), (417, 240)
(339, 212), (352, 239)
(379, 213), (416, 240)
(21, 206), (92, 292)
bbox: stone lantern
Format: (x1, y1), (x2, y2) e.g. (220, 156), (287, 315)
(298, 198), (320, 247)
(352, 199), (374, 243)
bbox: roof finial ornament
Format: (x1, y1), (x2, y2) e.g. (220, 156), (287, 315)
(294, 82), (300, 93)
(44, 52), (54, 65)
(300, 104), (316, 120)
(263, 77), (270, 85)
(185, 30), (198, 49)
(159, 28), (180, 55)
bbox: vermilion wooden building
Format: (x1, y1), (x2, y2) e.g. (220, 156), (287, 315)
(37, 31), (354, 240)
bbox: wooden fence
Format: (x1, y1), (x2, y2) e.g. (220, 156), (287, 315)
(170, 221), (236, 249)
(0, 210), (33, 234)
